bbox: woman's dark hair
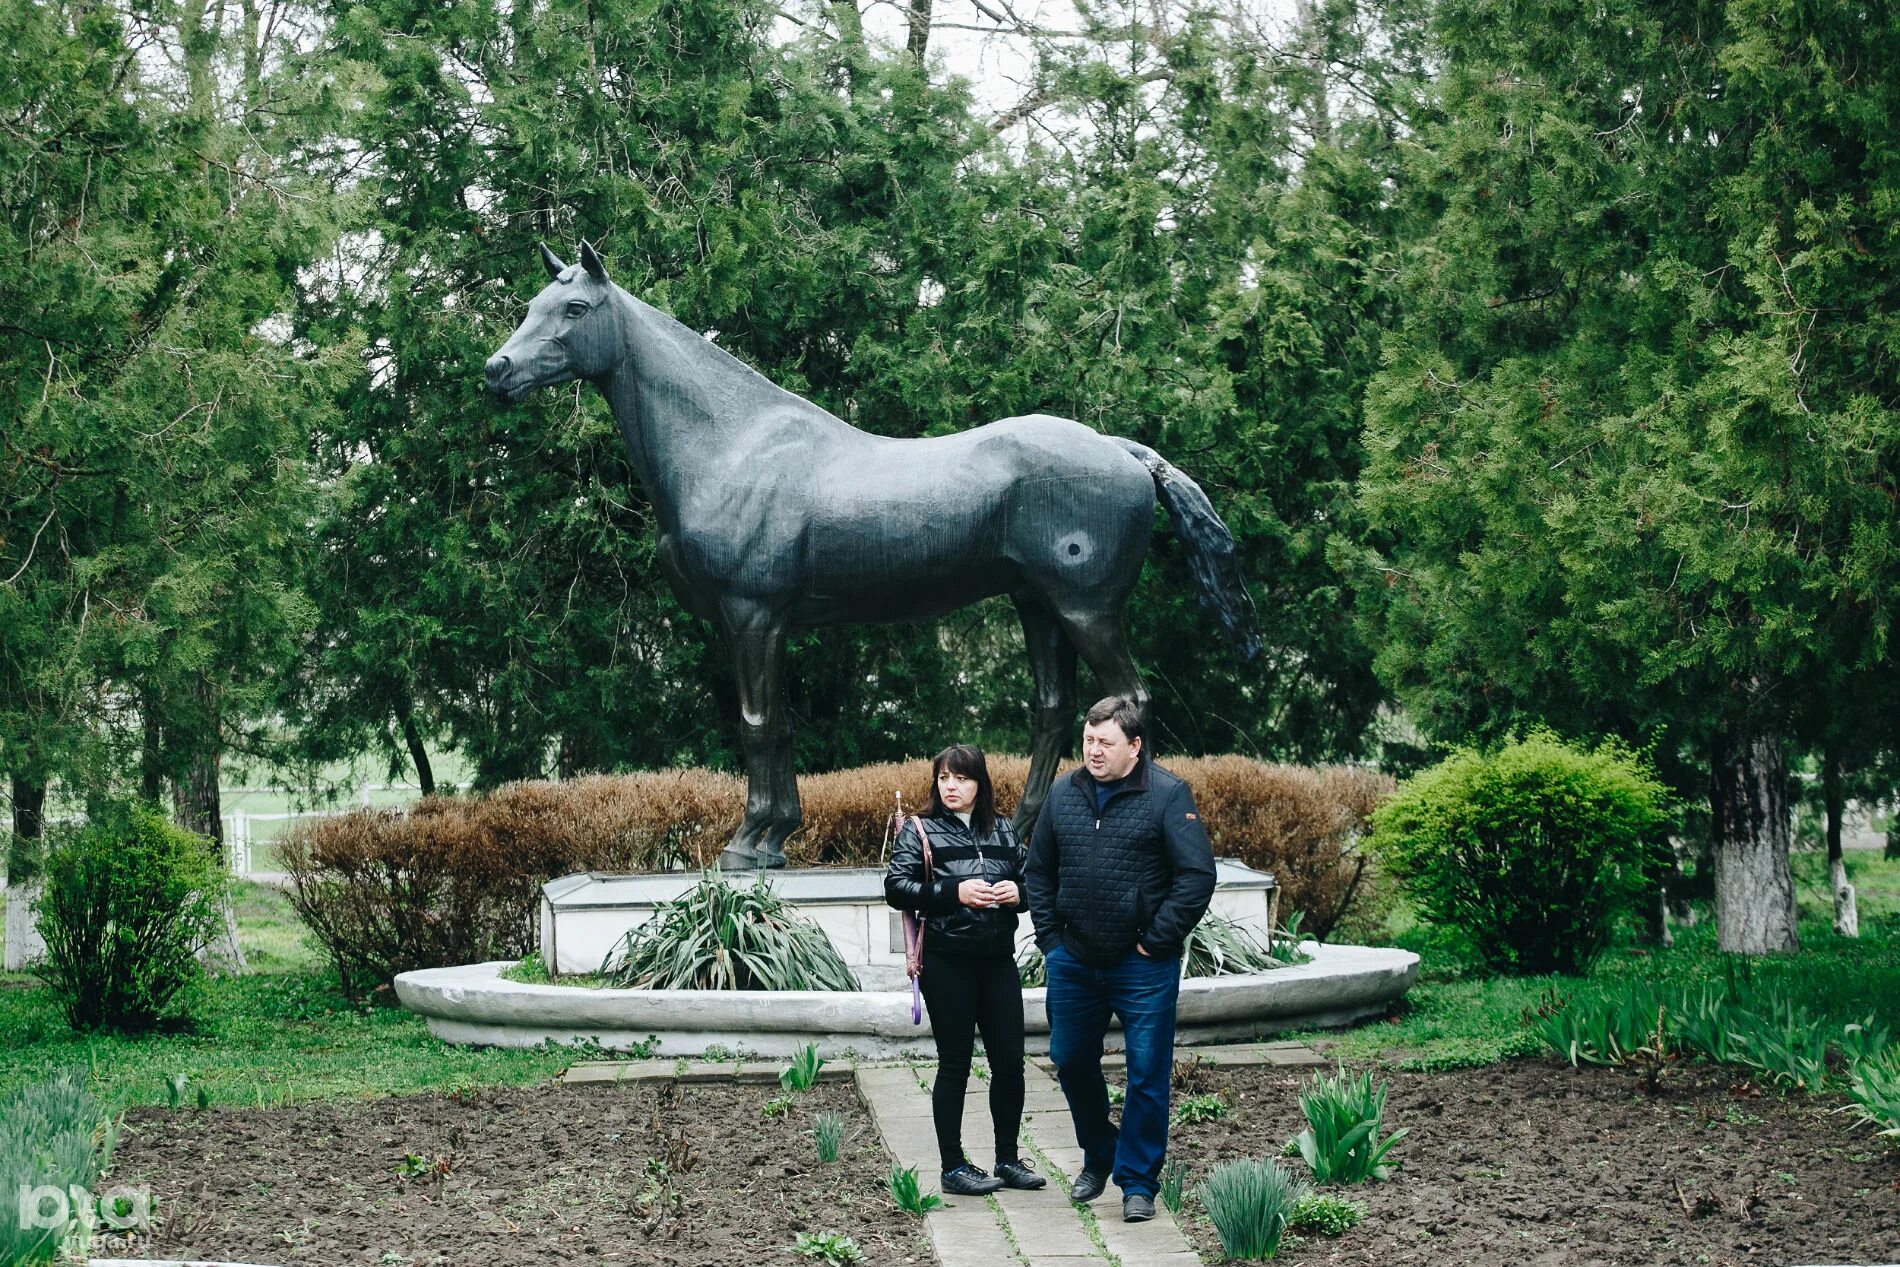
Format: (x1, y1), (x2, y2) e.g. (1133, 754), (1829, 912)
(922, 743), (997, 835)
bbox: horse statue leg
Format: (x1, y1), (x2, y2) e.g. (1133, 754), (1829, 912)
(1011, 593), (1078, 834)
(1053, 604), (1152, 740)
(718, 600), (800, 870)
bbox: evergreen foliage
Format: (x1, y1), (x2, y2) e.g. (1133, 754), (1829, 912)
(1351, 0), (1900, 949)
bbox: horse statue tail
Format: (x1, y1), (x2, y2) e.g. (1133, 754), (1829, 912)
(1115, 438), (1262, 661)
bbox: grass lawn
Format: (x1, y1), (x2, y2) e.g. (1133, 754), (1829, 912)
(3, 856), (1895, 1112)
(1287, 850), (1900, 1069)
(0, 882), (580, 1114)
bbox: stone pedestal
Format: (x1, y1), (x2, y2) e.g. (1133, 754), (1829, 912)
(539, 859), (1280, 978)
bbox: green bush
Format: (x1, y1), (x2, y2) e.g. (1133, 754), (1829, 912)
(602, 874), (858, 991)
(0, 1074), (116, 1265)
(34, 802), (228, 1032)
(1198, 1158), (1308, 1260)
(1367, 731), (1669, 975)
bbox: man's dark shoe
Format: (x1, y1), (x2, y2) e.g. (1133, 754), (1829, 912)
(1123, 1193), (1156, 1223)
(942, 1164), (1004, 1196)
(1069, 1168), (1109, 1202)
(995, 1158), (1046, 1190)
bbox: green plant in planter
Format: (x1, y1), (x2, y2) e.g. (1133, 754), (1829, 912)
(500, 952), (550, 984)
(1290, 1191), (1365, 1236)
(1173, 1092), (1229, 1126)
(1016, 943), (1045, 987)
(1267, 910), (1307, 965)
(1847, 1048), (1900, 1139)
(0, 1074), (116, 1266)
(1199, 1158), (1307, 1260)
(1182, 913), (1300, 976)
(1293, 1069), (1407, 1183)
(811, 1111), (846, 1162)
(602, 873), (858, 991)
(1158, 1158), (1190, 1213)
(781, 1043), (826, 1092)
(886, 1165), (946, 1214)
(793, 1231), (865, 1264)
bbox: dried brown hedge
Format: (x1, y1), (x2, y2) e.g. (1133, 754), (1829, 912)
(282, 756), (1392, 993)
(278, 772), (743, 997)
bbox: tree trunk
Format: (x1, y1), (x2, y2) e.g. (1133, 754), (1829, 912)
(1822, 747), (1858, 938)
(7, 774), (46, 896)
(400, 710), (436, 797)
(1710, 728), (1799, 954)
(142, 691), (165, 801)
(173, 677), (246, 974)
(9, 775), (45, 843)
(905, 0), (932, 62)
(172, 683), (225, 851)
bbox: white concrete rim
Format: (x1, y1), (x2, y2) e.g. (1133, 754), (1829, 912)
(395, 941), (1420, 1051)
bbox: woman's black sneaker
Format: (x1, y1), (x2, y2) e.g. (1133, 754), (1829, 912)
(942, 1164), (1005, 1196)
(994, 1158), (1047, 1190)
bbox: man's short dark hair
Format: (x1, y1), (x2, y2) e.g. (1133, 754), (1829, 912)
(1083, 695), (1144, 744)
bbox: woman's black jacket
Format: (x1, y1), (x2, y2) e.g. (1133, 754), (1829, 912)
(884, 813), (1024, 958)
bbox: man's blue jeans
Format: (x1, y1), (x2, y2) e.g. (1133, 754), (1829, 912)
(1044, 943), (1181, 1197)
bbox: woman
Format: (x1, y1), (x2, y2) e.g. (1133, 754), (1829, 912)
(884, 744), (1046, 1196)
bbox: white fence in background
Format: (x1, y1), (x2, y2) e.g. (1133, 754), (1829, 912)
(221, 782), (471, 874)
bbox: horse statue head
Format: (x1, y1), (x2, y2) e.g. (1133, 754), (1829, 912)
(484, 241), (625, 401)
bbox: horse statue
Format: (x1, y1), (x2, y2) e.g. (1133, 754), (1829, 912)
(485, 241), (1259, 869)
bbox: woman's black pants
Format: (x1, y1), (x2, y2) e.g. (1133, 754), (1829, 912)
(919, 944), (1027, 1174)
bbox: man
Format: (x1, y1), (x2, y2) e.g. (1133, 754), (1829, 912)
(1023, 695), (1217, 1224)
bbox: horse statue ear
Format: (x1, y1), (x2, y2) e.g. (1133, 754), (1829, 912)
(579, 239), (609, 282)
(539, 242), (568, 280)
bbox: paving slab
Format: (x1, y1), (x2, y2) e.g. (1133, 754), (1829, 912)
(1030, 1038), (1324, 1075)
(858, 1051), (1246, 1266)
(1016, 1065), (1201, 1264)
(926, 1201), (1021, 1267)
(996, 1189), (1099, 1258)
(558, 1058), (855, 1084)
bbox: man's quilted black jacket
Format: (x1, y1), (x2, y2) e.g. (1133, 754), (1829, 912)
(1023, 758), (1217, 966)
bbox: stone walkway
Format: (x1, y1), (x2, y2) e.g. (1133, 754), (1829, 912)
(856, 1042), (1325, 1267)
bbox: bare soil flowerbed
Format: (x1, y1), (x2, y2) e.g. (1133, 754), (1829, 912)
(1165, 1058), (1900, 1266)
(94, 1080), (929, 1265)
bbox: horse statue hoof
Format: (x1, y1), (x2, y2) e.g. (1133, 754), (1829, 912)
(717, 845), (763, 870)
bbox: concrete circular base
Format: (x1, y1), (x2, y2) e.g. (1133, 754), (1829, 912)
(395, 942), (1419, 1060)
